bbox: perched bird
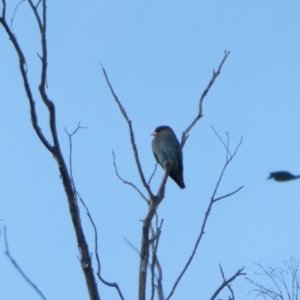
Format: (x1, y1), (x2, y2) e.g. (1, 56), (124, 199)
(268, 171), (300, 182)
(151, 125), (185, 189)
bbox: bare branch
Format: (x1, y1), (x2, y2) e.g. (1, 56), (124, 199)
(65, 122), (88, 189)
(36, 0), (42, 9)
(1, 2), (101, 298)
(124, 229), (165, 299)
(112, 151), (149, 203)
(183, 50), (230, 136)
(154, 256), (164, 300)
(65, 126), (124, 300)
(65, 122), (88, 136)
(154, 54), (231, 298)
(4, 227), (47, 300)
(151, 214), (164, 300)
(102, 51), (231, 300)
(1, 0), (6, 20)
(149, 51), (231, 205)
(27, 0), (43, 39)
(166, 133), (242, 300)
(211, 125), (232, 158)
(101, 63), (154, 200)
(10, 0), (25, 31)
(0, 8), (53, 153)
(209, 266), (246, 300)
(154, 52), (230, 198)
(213, 186), (243, 202)
(210, 134), (243, 202)
(219, 264), (237, 300)
(77, 192), (125, 300)
(150, 219), (164, 300)
(148, 163), (158, 186)
(247, 258), (300, 300)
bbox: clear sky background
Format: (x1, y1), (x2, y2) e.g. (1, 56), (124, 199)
(1, 1), (300, 299)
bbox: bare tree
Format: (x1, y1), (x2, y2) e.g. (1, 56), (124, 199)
(247, 257), (300, 300)
(1, 1), (245, 299)
(0, 1), (100, 299)
(102, 53), (245, 300)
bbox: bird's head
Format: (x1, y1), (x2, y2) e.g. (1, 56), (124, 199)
(151, 125), (172, 136)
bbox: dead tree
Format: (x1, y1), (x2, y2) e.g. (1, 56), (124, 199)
(1, 1), (245, 299)
(0, 1), (100, 299)
(102, 51), (245, 300)
(247, 257), (300, 299)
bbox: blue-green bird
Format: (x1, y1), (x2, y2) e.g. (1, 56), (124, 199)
(151, 125), (185, 189)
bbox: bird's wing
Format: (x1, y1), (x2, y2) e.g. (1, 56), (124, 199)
(162, 136), (180, 165)
(178, 151), (184, 172)
(153, 153), (163, 168)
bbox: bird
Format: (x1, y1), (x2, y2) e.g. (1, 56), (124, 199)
(151, 125), (185, 189)
(268, 171), (300, 182)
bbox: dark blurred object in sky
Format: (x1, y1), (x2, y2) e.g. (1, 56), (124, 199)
(268, 171), (300, 182)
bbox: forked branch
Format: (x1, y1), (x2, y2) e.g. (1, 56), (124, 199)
(166, 132), (243, 300)
(102, 51), (232, 300)
(184, 50), (230, 136)
(209, 265), (246, 300)
(112, 151), (148, 203)
(65, 125), (125, 300)
(247, 258), (300, 299)
(101, 64), (154, 200)
(0, 1), (100, 299)
(4, 227), (47, 300)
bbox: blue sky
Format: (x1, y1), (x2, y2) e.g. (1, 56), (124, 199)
(1, 1), (300, 299)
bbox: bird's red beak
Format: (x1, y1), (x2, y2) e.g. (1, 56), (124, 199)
(150, 131), (157, 136)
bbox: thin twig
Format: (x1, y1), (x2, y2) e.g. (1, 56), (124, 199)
(209, 266), (246, 300)
(148, 163), (158, 186)
(150, 225), (157, 300)
(213, 186), (243, 202)
(64, 122), (88, 188)
(65, 124), (124, 300)
(246, 259), (300, 300)
(159, 52), (228, 299)
(36, 0), (42, 9)
(112, 151), (148, 203)
(1, 1), (100, 299)
(150, 220), (164, 300)
(210, 136), (243, 202)
(152, 215), (164, 300)
(101, 63), (154, 200)
(156, 52), (230, 197)
(0, 5), (53, 152)
(102, 51), (231, 300)
(211, 125), (232, 157)
(1, 0), (6, 20)
(124, 237), (140, 256)
(10, 0), (25, 31)
(225, 132), (230, 161)
(154, 253), (164, 300)
(184, 50), (230, 136)
(219, 264), (236, 300)
(166, 133), (242, 300)
(77, 192), (125, 300)
(4, 227), (47, 300)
